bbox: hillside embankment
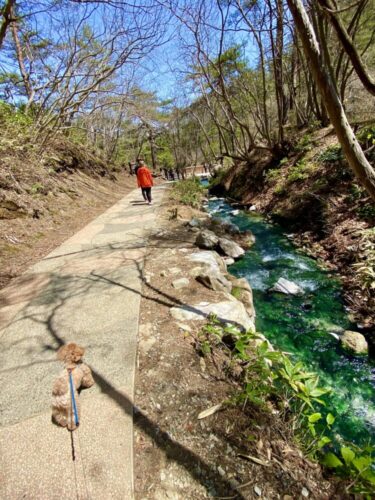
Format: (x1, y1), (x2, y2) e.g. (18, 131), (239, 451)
(211, 125), (375, 350)
(0, 136), (135, 290)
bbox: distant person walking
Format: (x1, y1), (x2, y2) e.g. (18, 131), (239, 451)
(136, 160), (153, 204)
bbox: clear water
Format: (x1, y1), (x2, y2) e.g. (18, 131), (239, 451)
(208, 198), (375, 447)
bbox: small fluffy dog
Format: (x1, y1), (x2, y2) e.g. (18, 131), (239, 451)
(52, 343), (95, 430)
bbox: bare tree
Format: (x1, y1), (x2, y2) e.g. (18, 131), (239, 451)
(287, 0), (375, 201)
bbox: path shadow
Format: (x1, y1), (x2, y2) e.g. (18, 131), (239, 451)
(8, 263), (247, 498)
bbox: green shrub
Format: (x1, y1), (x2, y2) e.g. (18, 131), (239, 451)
(356, 125), (375, 149)
(357, 203), (375, 221)
(287, 159), (313, 182)
(274, 184), (286, 195)
(197, 316), (375, 495)
(265, 168), (280, 183)
(296, 134), (314, 153)
(318, 145), (343, 163)
(170, 178), (205, 207)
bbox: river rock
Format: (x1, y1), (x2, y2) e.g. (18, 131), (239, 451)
(209, 218), (240, 235)
(170, 300), (254, 332)
(196, 271), (232, 293)
(340, 330), (368, 355)
(269, 277), (303, 295)
(195, 229), (219, 249)
(229, 276), (255, 320)
(218, 237), (245, 259)
(188, 251), (226, 274)
(223, 257), (235, 266)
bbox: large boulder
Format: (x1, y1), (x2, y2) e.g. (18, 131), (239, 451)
(269, 277), (303, 295)
(340, 330), (368, 355)
(196, 271), (232, 293)
(195, 229), (219, 250)
(188, 251), (226, 274)
(209, 218), (240, 235)
(170, 300), (254, 332)
(218, 237), (245, 259)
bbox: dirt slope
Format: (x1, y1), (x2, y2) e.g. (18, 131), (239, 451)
(0, 137), (135, 289)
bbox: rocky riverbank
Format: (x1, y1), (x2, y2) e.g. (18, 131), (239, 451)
(133, 196), (347, 499)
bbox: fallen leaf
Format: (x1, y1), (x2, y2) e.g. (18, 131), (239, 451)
(237, 454), (270, 466)
(197, 403), (223, 419)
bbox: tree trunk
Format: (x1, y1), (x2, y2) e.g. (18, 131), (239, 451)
(318, 0), (375, 96)
(10, 7), (33, 102)
(287, 0), (375, 201)
(0, 0), (15, 50)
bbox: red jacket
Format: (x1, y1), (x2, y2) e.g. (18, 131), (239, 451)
(137, 166), (153, 188)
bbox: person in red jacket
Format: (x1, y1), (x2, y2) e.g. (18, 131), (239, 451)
(136, 160), (154, 204)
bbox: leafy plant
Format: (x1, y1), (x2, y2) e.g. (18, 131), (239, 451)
(318, 145), (343, 163)
(197, 316), (375, 495)
(287, 159), (313, 182)
(357, 203), (375, 221)
(265, 168), (280, 183)
(170, 178), (205, 207)
(321, 444), (375, 496)
(295, 134), (313, 153)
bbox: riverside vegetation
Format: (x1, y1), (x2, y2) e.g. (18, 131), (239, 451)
(172, 178), (375, 496)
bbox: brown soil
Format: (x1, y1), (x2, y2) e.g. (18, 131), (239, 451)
(0, 170), (135, 289)
(134, 199), (346, 500)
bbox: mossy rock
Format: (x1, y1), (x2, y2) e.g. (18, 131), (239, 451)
(340, 330), (368, 355)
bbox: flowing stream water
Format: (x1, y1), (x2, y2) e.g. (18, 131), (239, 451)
(207, 197), (375, 448)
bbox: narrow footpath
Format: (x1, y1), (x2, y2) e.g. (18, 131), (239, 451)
(0, 185), (167, 499)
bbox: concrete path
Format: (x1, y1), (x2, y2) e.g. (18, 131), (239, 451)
(0, 185), (167, 499)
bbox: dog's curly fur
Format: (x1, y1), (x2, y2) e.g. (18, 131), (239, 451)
(52, 343), (94, 430)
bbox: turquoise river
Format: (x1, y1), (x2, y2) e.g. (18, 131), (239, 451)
(207, 197), (375, 448)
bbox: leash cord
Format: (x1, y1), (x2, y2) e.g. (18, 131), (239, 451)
(68, 369), (79, 427)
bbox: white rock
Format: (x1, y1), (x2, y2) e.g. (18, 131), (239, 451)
(195, 229), (219, 249)
(224, 257), (235, 266)
(302, 487), (309, 497)
(170, 300), (254, 332)
(249, 205), (257, 211)
(188, 251), (226, 274)
(254, 485), (262, 496)
(217, 466), (225, 477)
(218, 237), (245, 259)
(172, 277), (189, 289)
(269, 277), (303, 295)
(196, 271), (232, 293)
(170, 306), (203, 322)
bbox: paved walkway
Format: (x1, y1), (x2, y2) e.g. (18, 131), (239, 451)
(0, 185), (167, 499)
